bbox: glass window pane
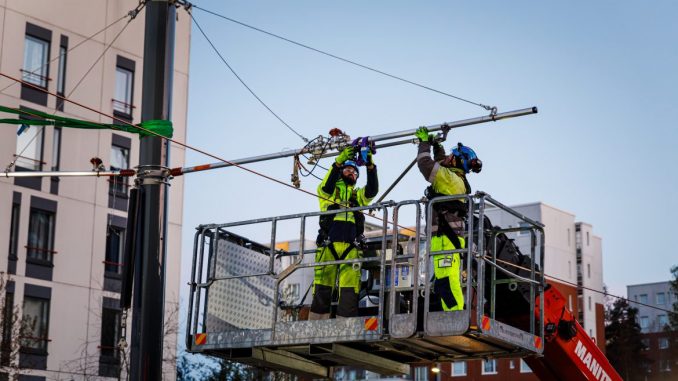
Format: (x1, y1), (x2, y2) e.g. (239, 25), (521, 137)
(520, 359), (532, 373)
(114, 67), (133, 115)
(27, 209), (55, 262)
(105, 226), (125, 274)
(16, 125), (44, 170)
(23, 36), (49, 87)
(656, 292), (665, 305)
(110, 145), (129, 195)
(482, 359), (497, 374)
(22, 296), (49, 351)
(659, 338), (669, 349)
(640, 316), (649, 330)
(51, 127), (61, 171)
(110, 145), (129, 170)
(9, 203), (20, 258)
(100, 307), (121, 358)
(57, 46), (66, 94)
(452, 361), (466, 376)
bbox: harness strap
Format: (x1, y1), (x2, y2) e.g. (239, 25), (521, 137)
(327, 241), (357, 261)
(435, 210), (463, 251)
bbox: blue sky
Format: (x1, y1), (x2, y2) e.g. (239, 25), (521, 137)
(181, 1), (678, 301)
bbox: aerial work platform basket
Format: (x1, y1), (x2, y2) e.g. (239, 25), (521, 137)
(186, 192), (545, 378)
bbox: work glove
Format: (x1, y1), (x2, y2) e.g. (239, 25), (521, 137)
(336, 146), (355, 164)
(415, 127), (429, 142)
(366, 150), (375, 166)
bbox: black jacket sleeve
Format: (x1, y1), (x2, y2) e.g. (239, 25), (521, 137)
(320, 162), (342, 195)
(364, 165), (378, 199)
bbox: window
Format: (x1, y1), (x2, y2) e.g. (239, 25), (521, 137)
(641, 338), (650, 350)
(660, 359), (671, 372)
(8, 200), (20, 261)
(659, 337), (669, 349)
(27, 208), (56, 263)
(586, 231), (589, 246)
(588, 296), (592, 311)
(587, 263), (591, 278)
(517, 222), (531, 236)
(656, 292), (666, 305)
(100, 307), (121, 358)
(51, 127), (61, 171)
(113, 56), (135, 120)
(114, 67), (133, 115)
(109, 144), (129, 195)
(414, 366), (429, 381)
(15, 124), (44, 171)
(639, 294), (648, 304)
(658, 314), (668, 328)
(482, 359), (497, 375)
(21, 296), (50, 351)
(22, 35), (49, 88)
(568, 260), (571, 278)
(639, 316), (649, 330)
(452, 361), (466, 376)
(105, 226), (125, 276)
(520, 359), (532, 373)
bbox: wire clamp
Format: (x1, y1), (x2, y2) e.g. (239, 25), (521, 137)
(135, 165), (172, 186)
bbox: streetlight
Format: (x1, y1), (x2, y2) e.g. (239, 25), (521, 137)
(431, 363), (450, 379)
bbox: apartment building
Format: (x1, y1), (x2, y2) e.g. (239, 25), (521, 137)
(627, 281), (677, 379)
(0, 1), (190, 379)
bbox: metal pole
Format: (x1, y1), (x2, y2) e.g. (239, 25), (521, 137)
(130, 1), (175, 380)
(1, 170), (134, 178)
(173, 106), (537, 175)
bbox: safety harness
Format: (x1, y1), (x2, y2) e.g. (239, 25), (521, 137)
(425, 180), (470, 249)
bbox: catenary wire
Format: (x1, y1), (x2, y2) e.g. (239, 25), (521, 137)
(6, 72), (664, 320)
(190, 3), (495, 112)
(189, 12), (308, 143)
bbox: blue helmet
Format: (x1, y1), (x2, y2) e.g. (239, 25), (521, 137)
(451, 142), (482, 174)
(343, 160), (360, 178)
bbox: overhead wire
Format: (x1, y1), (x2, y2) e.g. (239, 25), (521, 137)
(190, 3), (495, 112)
(5, 72), (672, 324)
(189, 11), (309, 143)
(6, 7), (651, 321)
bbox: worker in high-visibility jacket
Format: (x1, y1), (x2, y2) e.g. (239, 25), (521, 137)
(309, 146), (378, 320)
(415, 126), (482, 311)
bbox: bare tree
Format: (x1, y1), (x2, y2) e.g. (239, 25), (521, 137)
(53, 294), (181, 381)
(0, 272), (35, 381)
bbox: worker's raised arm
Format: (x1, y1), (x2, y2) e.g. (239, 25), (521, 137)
(362, 152), (378, 201)
(415, 127), (437, 184)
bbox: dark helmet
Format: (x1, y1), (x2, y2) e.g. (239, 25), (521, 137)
(451, 142), (482, 174)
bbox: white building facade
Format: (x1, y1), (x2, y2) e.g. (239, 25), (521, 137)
(0, 1), (190, 379)
(485, 202), (605, 345)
